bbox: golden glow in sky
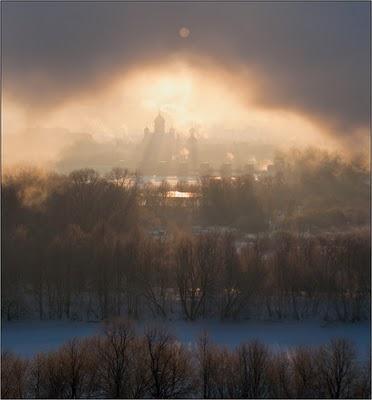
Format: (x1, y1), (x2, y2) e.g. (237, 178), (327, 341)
(3, 59), (342, 166)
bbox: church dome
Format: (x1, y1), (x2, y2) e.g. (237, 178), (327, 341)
(189, 127), (197, 141)
(154, 113), (165, 125)
(154, 112), (166, 134)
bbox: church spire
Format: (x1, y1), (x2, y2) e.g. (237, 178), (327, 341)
(154, 112), (165, 135)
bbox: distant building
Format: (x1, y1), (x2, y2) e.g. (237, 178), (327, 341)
(140, 113), (177, 175)
(143, 126), (150, 139)
(178, 162), (189, 177)
(187, 128), (199, 174)
(157, 160), (169, 176)
(266, 164), (275, 176)
(154, 113), (166, 135)
(199, 162), (212, 177)
(243, 163), (255, 175)
(220, 163), (232, 177)
(139, 113), (199, 177)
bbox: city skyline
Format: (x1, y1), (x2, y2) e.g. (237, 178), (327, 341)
(3, 2), (370, 168)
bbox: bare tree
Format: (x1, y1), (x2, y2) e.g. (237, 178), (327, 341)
(144, 325), (193, 398)
(58, 338), (92, 398)
(213, 347), (234, 399)
(1, 351), (29, 399)
(354, 351), (371, 399)
(316, 338), (357, 398)
(42, 351), (66, 398)
(126, 338), (151, 398)
(267, 351), (293, 398)
(196, 331), (215, 398)
(234, 341), (270, 398)
(290, 346), (317, 398)
(28, 353), (45, 399)
(97, 318), (135, 398)
(140, 239), (171, 318)
(176, 234), (219, 320)
(218, 234), (244, 319)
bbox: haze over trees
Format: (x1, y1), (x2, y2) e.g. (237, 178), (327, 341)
(1, 148), (370, 399)
(2, 148), (370, 322)
(2, 1), (370, 397)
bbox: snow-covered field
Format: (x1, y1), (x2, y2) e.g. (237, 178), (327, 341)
(2, 319), (370, 358)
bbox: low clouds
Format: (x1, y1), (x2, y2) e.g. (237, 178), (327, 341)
(3, 2), (370, 138)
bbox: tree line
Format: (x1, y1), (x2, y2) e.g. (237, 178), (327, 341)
(2, 226), (370, 321)
(3, 148), (369, 235)
(2, 319), (370, 399)
(2, 148), (370, 321)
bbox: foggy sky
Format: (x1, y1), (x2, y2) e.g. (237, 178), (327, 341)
(3, 1), (370, 137)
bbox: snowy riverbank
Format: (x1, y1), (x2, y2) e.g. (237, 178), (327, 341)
(2, 319), (370, 357)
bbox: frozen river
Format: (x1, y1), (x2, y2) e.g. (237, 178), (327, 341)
(2, 319), (370, 358)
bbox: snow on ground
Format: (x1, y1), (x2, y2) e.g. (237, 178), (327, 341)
(1, 319), (370, 358)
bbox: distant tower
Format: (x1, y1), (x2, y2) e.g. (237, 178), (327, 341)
(154, 112), (165, 135)
(189, 127), (196, 140)
(169, 127), (176, 139)
(143, 126), (150, 140)
(187, 127), (199, 174)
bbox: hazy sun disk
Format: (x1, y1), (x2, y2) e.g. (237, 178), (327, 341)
(179, 27), (190, 38)
(121, 62), (253, 130)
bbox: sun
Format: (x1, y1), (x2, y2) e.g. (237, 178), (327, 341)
(179, 27), (190, 38)
(140, 74), (193, 124)
(116, 61), (252, 130)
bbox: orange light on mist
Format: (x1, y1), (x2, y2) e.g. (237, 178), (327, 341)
(3, 58), (342, 168)
(179, 27), (190, 38)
